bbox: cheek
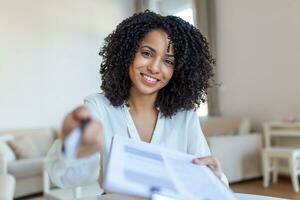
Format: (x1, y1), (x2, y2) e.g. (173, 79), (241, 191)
(129, 65), (135, 81)
(132, 54), (148, 69)
(164, 68), (174, 81)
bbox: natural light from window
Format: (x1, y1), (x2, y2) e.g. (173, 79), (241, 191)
(174, 8), (208, 117)
(174, 8), (194, 25)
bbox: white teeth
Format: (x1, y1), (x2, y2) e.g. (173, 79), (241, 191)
(142, 74), (158, 83)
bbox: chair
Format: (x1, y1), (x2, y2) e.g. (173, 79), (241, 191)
(0, 154), (16, 200)
(43, 159), (103, 200)
(262, 122), (300, 192)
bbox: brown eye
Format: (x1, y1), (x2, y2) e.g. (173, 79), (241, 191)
(164, 59), (175, 66)
(141, 51), (152, 58)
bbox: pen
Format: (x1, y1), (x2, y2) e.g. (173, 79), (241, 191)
(63, 118), (91, 159)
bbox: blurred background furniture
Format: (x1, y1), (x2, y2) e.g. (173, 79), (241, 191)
(0, 128), (57, 198)
(262, 122), (300, 192)
(0, 154), (15, 200)
(43, 159), (103, 200)
(200, 117), (263, 183)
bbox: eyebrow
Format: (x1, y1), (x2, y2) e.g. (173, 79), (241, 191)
(140, 45), (175, 58)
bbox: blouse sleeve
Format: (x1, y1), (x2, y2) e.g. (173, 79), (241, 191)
(187, 111), (229, 186)
(45, 139), (100, 188)
(187, 111), (211, 157)
(84, 94), (105, 124)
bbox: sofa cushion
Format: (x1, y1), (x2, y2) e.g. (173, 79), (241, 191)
(0, 135), (14, 143)
(238, 118), (251, 135)
(200, 117), (241, 137)
(0, 141), (16, 162)
(26, 129), (56, 156)
(8, 136), (41, 159)
(0, 128), (57, 156)
(8, 158), (43, 179)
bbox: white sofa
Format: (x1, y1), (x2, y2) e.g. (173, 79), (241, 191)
(200, 117), (263, 183)
(0, 128), (57, 198)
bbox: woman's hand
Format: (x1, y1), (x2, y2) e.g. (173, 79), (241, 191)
(192, 156), (223, 179)
(61, 106), (105, 158)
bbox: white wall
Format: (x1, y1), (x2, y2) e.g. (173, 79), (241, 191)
(0, 0), (134, 130)
(215, 0), (300, 130)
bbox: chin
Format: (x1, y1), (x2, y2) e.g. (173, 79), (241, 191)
(135, 85), (160, 95)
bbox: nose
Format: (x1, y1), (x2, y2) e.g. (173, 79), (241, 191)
(147, 58), (160, 74)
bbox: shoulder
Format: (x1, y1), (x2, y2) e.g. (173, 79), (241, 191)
(84, 93), (115, 121)
(163, 109), (199, 128)
(84, 93), (111, 107)
(84, 93), (124, 121)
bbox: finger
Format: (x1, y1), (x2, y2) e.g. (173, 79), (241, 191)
(207, 164), (218, 171)
(60, 114), (79, 140)
(60, 106), (91, 141)
(82, 121), (104, 150)
(77, 121), (104, 158)
(192, 157), (222, 178)
(72, 106), (91, 121)
(192, 156), (217, 166)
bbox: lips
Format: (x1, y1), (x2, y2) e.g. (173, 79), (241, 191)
(141, 73), (160, 85)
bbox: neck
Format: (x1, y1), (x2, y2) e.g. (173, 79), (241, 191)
(128, 88), (158, 114)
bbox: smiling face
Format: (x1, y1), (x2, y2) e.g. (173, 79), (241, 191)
(129, 29), (175, 98)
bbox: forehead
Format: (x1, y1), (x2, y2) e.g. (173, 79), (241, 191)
(140, 29), (174, 54)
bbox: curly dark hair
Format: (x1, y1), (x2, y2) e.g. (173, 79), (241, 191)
(99, 10), (214, 117)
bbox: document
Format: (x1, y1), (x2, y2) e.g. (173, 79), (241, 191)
(103, 135), (237, 200)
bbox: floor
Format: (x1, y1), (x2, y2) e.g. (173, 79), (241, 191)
(230, 177), (299, 200)
(16, 194), (44, 200)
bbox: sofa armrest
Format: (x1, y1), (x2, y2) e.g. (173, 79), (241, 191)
(207, 133), (263, 183)
(0, 154), (7, 174)
(0, 174), (15, 200)
(0, 154), (16, 200)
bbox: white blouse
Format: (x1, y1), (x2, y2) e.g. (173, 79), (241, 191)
(45, 93), (227, 188)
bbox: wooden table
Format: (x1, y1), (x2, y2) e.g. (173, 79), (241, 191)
(263, 122), (300, 147)
(74, 193), (286, 200)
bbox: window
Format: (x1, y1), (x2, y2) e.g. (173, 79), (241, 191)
(174, 8), (194, 25)
(174, 8), (208, 117)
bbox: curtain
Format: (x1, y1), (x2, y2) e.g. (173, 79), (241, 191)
(191, 0), (220, 116)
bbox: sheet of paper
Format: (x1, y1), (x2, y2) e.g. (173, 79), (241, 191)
(104, 136), (178, 198)
(103, 135), (237, 200)
(164, 156), (236, 200)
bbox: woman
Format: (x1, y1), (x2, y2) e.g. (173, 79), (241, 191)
(46, 10), (227, 189)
